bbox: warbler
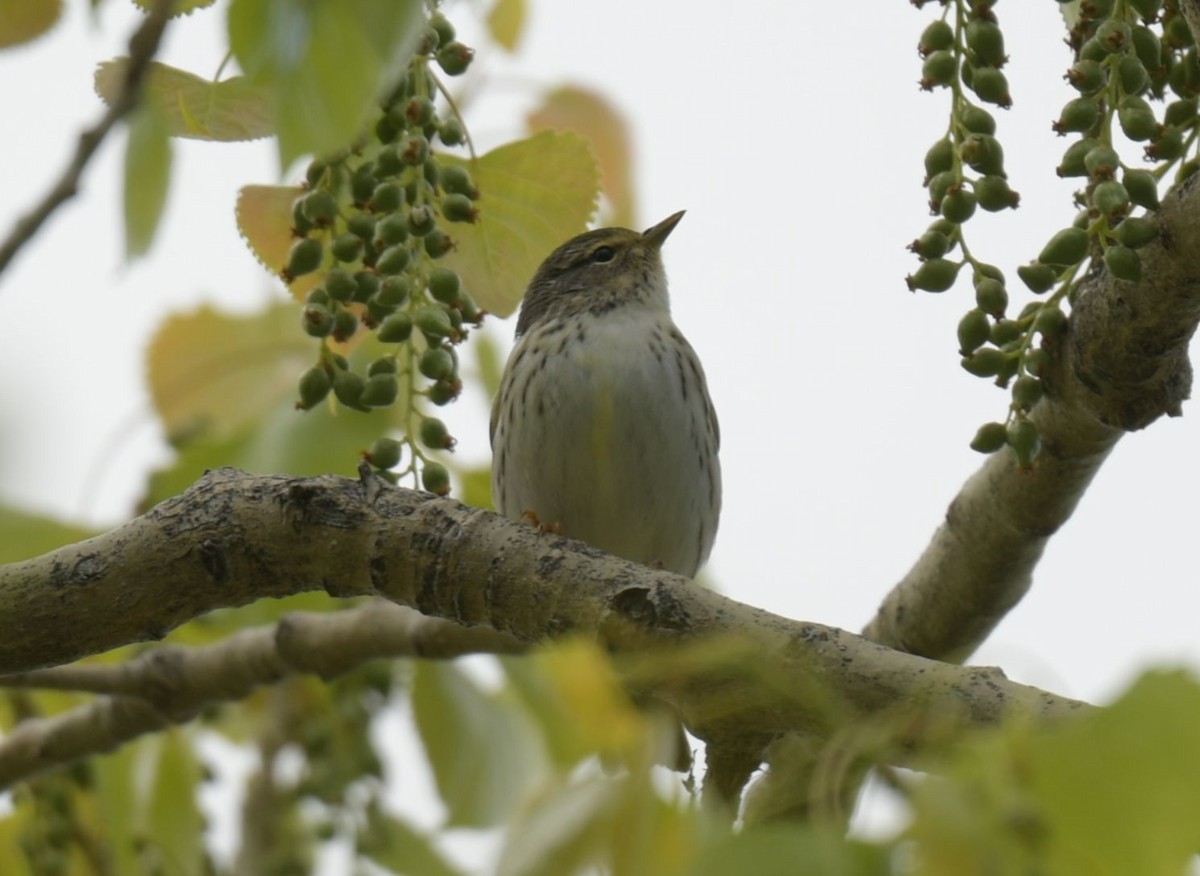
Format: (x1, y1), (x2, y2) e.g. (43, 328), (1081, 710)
(490, 211), (721, 578)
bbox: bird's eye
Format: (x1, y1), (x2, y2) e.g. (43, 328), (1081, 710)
(591, 246), (615, 263)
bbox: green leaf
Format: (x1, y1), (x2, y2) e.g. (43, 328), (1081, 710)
(0, 505), (96, 563)
(496, 777), (617, 876)
(527, 86), (635, 228)
(124, 103), (173, 258)
(690, 824), (890, 876)
(227, 0), (423, 168)
(0, 0), (61, 49)
(486, 0), (526, 51)
(95, 59), (273, 141)
(139, 732), (206, 876)
(131, 0), (219, 14)
(412, 661), (548, 827)
(359, 810), (464, 876)
(440, 131), (599, 317)
(234, 184), (326, 297)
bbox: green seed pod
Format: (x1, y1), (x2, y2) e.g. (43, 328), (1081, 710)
(912, 230), (950, 259)
(457, 290), (483, 324)
(990, 318), (1022, 344)
(415, 24), (440, 55)
(1117, 95), (1159, 141)
(927, 218), (957, 237)
(1113, 215), (1159, 249)
(1011, 375), (1044, 410)
(941, 188), (978, 224)
(975, 175), (1019, 211)
(301, 189), (338, 226)
(961, 347), (1008, 377)
(370, 182), (404, 214)
(415, 306), (454, 340)
(351, 166), (377, 205)
(1129, 0), (1162, 21)
(1092, 180), (1131, 216)
(419, 346), (456, 381)
(1006, 418), (1041, 466)
(378, 311), (413, 343)
(1096, 18), (1132, 53)
(427, 378), (461, 406)
(375, 213), (409, 247)
(360, 373), (399, 407)
(1072, 209), (1091, 230)
(332, 308), (358, 342)
(419, 416), (455, 450)
(365, 298), (395, 324)
(1018, 262), (1058, 293)
(297, 366), (331, 409)
(1104, 244), (1142, 281)
(970, 66), (1011, 106)
(368, 437), (402, 470)
(1165, 15), (1196, 49)
(966, 19), (1005, 67)
(428, 267), (461, 305)
(291, 199), (314, 234)
(1164, 98), (1197, 127)
(438, 118), (466, 146)
(407, 205), (436, 236)
(421, 461), (451, 496)
(928, 170), (958, 207)
(960, 134), (1005, 176)
(423, 158), (442, 190)
(376, 244), (411, 275)
(436, 41), (474, 76)
(424, 228), (454, 258)
(330, 353), (350, 371)
(441, 192), (477, 223)
(919, 19), (954, 56)
(439, 164), (477, 200)
(1067, 59), (1107, 94)
(331, 232), (364, 263)
(305, 159), (327, 188)
(970, 421), (1008, 454)
(347, 211), (376, 241)
(285, 237), (324, 280)
(1034, 305), (1068, 337)
(1179, 159), (1200, 184)
(1054, 97), (1100, 134)
(975, 277), (1008, 315)
(376, 275), (411, 307)
(430, 11), (456, 46)
(924, 138), (955, 179)
(324, 268), (356, 302)
(960, 104), (997, 135)
(333, 370), (365, 407)
(1167, 48), (1200, 94)
(906, 258), (961, 292)
(1038, 227), (1089, 268)
(1146, 125), (1185, 160)
(1079, 37), (1107, 63)
(1057, 137), (1098, 177)
(404, 96), (436, 126)
(353, 271), (380, 303)
(1024, 347), (1050, 375)
(368, 357), (398, 377)
(1119, 54), (1150, 96)
(399, 133), (430, 167)
(957, 308), (992, 354)
(374, 144), (405, 178)
(1084, 144), (1120, 178)
(921, 50), (957, 88)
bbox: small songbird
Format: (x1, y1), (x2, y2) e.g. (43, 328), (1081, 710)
(490, 211), (720, 578)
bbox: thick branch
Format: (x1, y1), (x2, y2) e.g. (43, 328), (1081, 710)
(0, 467), (1088, 779)
(864, 173), (1200, 662)
(0, 0), (172, 279)
(0, 601), (523, 788)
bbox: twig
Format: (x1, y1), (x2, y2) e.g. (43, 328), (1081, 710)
(0, 0), (173, 279)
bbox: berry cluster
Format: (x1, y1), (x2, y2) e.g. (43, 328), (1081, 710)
(288, 9), (478, 495)
(910, 0), (1199, 467)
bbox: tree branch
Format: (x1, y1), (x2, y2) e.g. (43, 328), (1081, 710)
(0, 466), (1089, 789)
(0, 0), (172, 279)
(863, 173), (1200, 662)
(0, 600), (524, 788)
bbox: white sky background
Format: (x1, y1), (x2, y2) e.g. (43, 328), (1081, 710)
(2, 0), (1200, 862)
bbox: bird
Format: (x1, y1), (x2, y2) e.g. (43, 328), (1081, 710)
(490, 210), (720, 579)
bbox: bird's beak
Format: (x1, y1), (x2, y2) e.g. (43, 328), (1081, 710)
(642, 210), (685, 250)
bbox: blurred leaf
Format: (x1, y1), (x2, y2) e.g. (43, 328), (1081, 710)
(497, 776), (617, 876)
(0, 0), (61, 48)
(0, 505), (96, 563)
(146, 303), (311, 444)
(95, 59), (272, 141)
(359, 810), (464, 876)
(909, 669), (1200, 876)
(527, 86), (634, 228)
(485, 0), (526, 51)
(0, 804), (36, 876)
(689, 824), (889, 876)
(140, 732), (206, 876)
(131, 0), (218, 14)
(457, 464), (493, 512)
(124, 102), (173, 258)
(235, 183), (326, 297)
(441, 131), (598, 317)
(227, 0), (423, 168)
(412, 661), (547, 827)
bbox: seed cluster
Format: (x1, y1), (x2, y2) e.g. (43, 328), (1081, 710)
(288, 10), (478, 495)
(909, 0), (1198, 467)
